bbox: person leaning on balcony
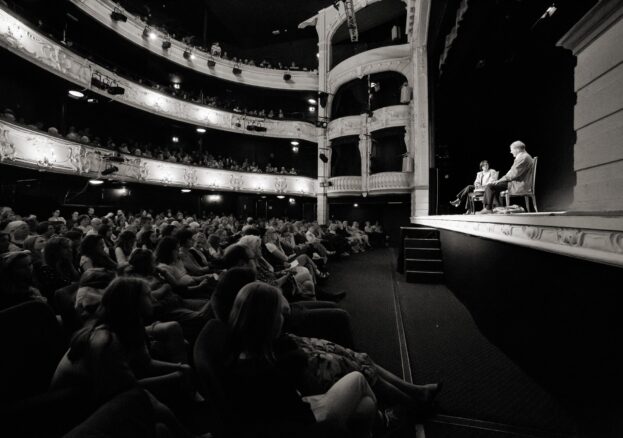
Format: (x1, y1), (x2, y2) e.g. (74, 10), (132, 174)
(477, 140), (534, 215)
(450, 160), (497, 211)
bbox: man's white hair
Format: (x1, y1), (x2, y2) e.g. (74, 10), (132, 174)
(510, 140), (526, 151)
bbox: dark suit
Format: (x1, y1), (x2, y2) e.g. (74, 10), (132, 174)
(483, 151), (533, 210)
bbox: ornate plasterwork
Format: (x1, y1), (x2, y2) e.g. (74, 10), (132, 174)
(411, 215), (623, 268)
(0, 7), (317, 142)
(368, 172), (413, 195)
(327, 105), (410, 139)
(70, 0), (319, 91)
(326, 175), (363, 197)
(0, 120), (317, 197)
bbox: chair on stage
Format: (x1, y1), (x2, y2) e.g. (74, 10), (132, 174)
(501, 156), (538, 212)
(468, 170), (498, 214)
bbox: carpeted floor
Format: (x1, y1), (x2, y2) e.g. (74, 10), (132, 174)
(330, 248), (579, 438)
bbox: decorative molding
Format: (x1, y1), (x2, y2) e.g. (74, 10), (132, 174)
(0, 7), (317, 142)
(327, 175), (362, 197)
(557, 0), (623, 55)
(328, 44), (412, 97)
(70, 0), (319, 91)
(0, 120), (317, 197)
(411, 215), (623, 268)
(368, 171), (413, 195)
(327, 104), (410, 139)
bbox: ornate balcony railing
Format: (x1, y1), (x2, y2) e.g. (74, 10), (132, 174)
(327, 105), (410, 139)
(0, 120), (317, 197)
(326, 176), (362, 197)
(0, 7), (317, 142)
(368, 172), (412, 195)
(70, 0), (319, 91)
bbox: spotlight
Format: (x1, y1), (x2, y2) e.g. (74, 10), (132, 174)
(162, 39), (171, 50)
(183, 49), (192, 60)
(101, 165), (119, 176)
(207, 58), (216, 68)
(68, 90), (84, 98)
(89, 179), (104, 185)
(283, 73), (292, 81)
(308, 98), (317, 105)
(196, 127), (206, 133)
(181, 188), (191, 193)
(173, 83), (181, 90)
(308, 106), (316, 113)
(142, 26), (156, 40)
(172, 136), (179, 143)
(319, 153), (328, 163)
(290, 140), (299, 146)
(354, 203), (359, 207)
(289, 198), (296, 204)
(107, 86), (125, 95)
(110, 9), (127, 22)
(232, 65), (242, 75)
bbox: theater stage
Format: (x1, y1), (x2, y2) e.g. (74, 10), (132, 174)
(410, 212), (623, 267)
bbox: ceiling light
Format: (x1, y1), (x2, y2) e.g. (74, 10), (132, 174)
(308, 106), (316, 113)
(290, 140), (299, 146)
(277, 195), (285, 199)
(354, 203), (359, 207)
(196, 127), (206, 133)
(68, 90), (84, 98)
(172, 136), (179, 143)
(89, 179), (104, 185)
(181, 188), (191, 193)
(308, 98), (317, 105)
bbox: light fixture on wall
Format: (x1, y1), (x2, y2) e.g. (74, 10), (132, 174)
(172, 136), (179, 143)
(89, 179), (104, 185)
(277, 195), (285, 199)
(181, 188), (191, 193)
(290, 140), (299, 146)
(196, 127), (206, 133)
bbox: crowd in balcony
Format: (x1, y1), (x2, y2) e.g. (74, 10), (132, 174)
(0, 107), (301, 175)
(0, 201), (438, 437)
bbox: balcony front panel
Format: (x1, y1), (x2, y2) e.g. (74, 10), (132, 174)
(0, 120), (317, 197)
(327, 105), (410, 140)
(326, 176), (363, 197)
(328, 44), (412, 98)
(368, 171), (413, 195)
(0, 7), (317, 142)
(71, 0), (319, 91)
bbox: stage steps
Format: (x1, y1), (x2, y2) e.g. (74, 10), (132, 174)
(403, 227), (444, 283)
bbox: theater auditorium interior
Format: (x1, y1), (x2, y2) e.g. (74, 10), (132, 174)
(0, 0), (622, 437)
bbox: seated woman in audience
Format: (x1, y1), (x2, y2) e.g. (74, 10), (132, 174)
(98, 224), (116, 259)
(263, 228), (328, 281)
(0, 250), (47, 310)
(205, 233), (225, 265)
(227, 282), (378, 437)
(237, 235), (316, 301)
(176, 229), (213, 276)
(51, 277), (194, 407)
(3, 220), (30, 251)
(79, 235), (117, 272)
(137, 229), (159, 251)
(22, 234), (46, 267)
(114, 230), (136, 266)
(35, 236), (80, 300)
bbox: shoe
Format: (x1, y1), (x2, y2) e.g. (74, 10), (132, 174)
(449, 199), (460, 208)
(316, 289), (346, 302)
(476, 208), (492, 215)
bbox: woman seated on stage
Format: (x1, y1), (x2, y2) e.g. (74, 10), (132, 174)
(450, 160), (498, 211)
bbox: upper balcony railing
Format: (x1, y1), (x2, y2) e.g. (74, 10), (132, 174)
(0, 6), (318, 142)
(70, 0), (319, 91)
(0, 119), (317, 197)
(327, 105), (410, 140)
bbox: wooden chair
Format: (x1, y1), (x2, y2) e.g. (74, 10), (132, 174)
(468, 170), (499, 214)
(501, 156), (538, 212)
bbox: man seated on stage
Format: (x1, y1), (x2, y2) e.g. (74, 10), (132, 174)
(450, 160), (498, 211)
(477, 140), (534, 214)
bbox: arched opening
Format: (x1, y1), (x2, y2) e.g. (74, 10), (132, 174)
(330, 136), (361, 177)
(370, 127), (407, 174)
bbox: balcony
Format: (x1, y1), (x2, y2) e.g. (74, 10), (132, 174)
(368, 172), (413, 195)
(70, 0), (319, 91)
(326, 176), (362, 197)
(327, 105), (410, 139)
(0, 7), (317, 142)
(0, 120), (317, 197)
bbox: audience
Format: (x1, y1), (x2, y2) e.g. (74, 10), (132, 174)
(0, 203), (409, 437)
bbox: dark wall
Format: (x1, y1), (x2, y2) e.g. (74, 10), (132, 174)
(440, 229), (623, 422)
(371, 127), (406, 173)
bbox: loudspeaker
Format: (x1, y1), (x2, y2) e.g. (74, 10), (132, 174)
(319, 153), (328, 163)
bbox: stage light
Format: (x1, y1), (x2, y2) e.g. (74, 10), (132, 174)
(292, 146), (299, 153)
(142, 26), (156, 40)
(162, 39), (171, 50)
(107, 86), (125, 95)
(232, 66), (242, 75)
(196, 127), (206, 133)
(283, 73), (292, 81)
(173, 83), (181, 90)
(110, 10), (127, 22)
(172, 136), (179, 143)
(290, 140), (299, 146)
(68, 90), (84, 98)
(181, 188), (191, 193)
(207, 58), (216, 67)
(277, 195), (285, 199)
(309, 106), (316, 113)
(319, 153), (328, 163)
(101, 165), (119, 176)
(89, 179), (104, 185)
(308, 98), (317, 105)
(183, 49), (192, 60)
